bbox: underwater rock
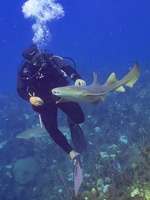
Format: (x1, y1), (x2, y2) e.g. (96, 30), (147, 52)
(13, 157), (39, 185)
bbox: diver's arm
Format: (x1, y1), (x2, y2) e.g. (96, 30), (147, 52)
(17, 76), (31, 101)
(17, 88), (31, 101)
(62, 65), (81, 81)
(52, 55), (82, 81)
(62, 65), (86, 86)
(17, 76), (44, 106)
(61, 65), (86, 86)
(51, 55), (86, 86)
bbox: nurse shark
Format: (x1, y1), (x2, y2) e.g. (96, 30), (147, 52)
(52, 62), (140, 105)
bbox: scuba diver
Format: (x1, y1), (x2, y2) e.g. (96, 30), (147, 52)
(17, 44), (87, 162)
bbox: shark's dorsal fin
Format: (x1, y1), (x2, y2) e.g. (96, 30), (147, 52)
(92, 72), (100, 86)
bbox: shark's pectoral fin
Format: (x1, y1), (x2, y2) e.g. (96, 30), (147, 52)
(100, 94), (107, 103)
(85, 93), (107, 105)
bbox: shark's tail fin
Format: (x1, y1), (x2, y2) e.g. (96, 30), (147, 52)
(105, 62), (140, 93)
(120, 62), (140, 88)
(124, 62), (140, 88)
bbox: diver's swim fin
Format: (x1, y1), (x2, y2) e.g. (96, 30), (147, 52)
(70, 124), (87, 154)
(73, 154), (83, 196)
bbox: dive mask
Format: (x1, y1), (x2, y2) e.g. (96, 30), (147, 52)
(22, 45), (42, 65)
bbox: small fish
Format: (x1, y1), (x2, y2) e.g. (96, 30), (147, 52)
(16, 126), (70, 139)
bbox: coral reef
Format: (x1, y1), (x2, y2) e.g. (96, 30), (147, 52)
(0, 64), (150, 199)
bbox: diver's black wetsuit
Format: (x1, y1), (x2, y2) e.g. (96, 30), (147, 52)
(17, 53), (85, 154)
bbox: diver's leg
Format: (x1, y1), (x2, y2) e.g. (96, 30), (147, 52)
(58, 102), (87, 153)
(58, 102), (85, 124)
(38, 102), (73, 154)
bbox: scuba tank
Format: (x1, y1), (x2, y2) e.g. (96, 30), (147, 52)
(18, 49), (76, 80)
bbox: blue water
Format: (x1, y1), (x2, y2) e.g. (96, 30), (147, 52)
(0, 1), (150, 199)
(0, 0), (150, 93)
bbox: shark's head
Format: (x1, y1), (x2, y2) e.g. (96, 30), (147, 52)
(52, 86), (87, 102)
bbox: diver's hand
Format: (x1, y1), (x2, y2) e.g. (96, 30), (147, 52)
(75, 79), (86, 86)
(29, 96), (44, 106)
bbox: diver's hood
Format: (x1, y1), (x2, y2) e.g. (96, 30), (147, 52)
(22, 45), (40, 61)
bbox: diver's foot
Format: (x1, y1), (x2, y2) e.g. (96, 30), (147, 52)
(69, 150), (80, 165)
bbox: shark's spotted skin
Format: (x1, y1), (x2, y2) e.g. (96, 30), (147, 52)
(52, 62), (140, 105)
